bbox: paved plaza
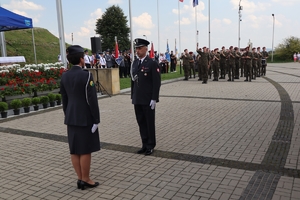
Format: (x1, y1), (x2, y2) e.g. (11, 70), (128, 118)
(0, 63), (300, 200)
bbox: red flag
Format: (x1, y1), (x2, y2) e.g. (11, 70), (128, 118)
(179, 0), (183, 2)
(115, 38), (119, 58)
(150, 42), (154, 58)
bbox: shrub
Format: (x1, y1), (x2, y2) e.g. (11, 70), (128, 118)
(21, 98), (32, 108)
(40, 96), (49, 104)
(55, 94), (62, 101)
(10, 99), (22, 109)
(48, 93), (56, 102)
(32, 97), (40, 106)
(0, 102), (8, 112)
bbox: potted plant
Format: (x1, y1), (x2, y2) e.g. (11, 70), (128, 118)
(48, 93), (56, 107)
(10, 99), (22, 115)
(32, 97), (40, 111)
(56, 94), (62, 105)
(21, 98), (32, 113)
(40, 96), (49, 109)
(0, 101), (8, 118)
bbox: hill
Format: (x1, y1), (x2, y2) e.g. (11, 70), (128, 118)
(4, 27), (88, 64)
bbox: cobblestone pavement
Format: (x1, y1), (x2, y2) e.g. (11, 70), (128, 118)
(0, 63), (300, 200)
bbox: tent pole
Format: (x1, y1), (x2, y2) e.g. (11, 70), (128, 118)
(0, 32), (7, 57)
(31, 28), (37, 64)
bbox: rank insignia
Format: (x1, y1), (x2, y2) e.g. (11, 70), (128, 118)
(90, 81), (95, 87)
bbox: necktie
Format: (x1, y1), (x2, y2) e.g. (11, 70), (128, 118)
(138, 60), (142, 69)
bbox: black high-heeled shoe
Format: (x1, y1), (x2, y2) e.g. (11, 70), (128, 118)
(77, 180), (82, 189)
(80, 181), (99, 190)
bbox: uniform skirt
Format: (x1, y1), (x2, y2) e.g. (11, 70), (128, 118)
(67, 124), (100, 155)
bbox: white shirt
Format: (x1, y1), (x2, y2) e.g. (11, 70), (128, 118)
(84, 54), (91, 64)
(99, 56), (106, 65)
(159, 55), (166, 63)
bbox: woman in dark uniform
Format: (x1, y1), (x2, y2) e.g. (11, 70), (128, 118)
(60, 45), (100, 190)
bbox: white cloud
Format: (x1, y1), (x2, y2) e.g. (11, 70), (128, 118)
(230, 0), (271, 14)
(272, 0), (297, 6)
(223, 18), (232, 25)
(175, 17), (191, 25)
(77, 9), (103, 37)
(136, 30), (152, 37)
(107, 0), (122, 5)
(3, 0), (44, 11)
(133, 13), (155, 29)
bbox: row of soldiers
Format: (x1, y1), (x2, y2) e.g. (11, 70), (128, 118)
(180, 46), (269, 84)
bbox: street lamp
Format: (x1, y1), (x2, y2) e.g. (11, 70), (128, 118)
(238, 0), (242, 50)
(271, 14), (275, 62)
(143, 34), (147, 40)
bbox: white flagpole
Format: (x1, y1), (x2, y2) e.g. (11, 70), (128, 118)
(157, 0), (160, 54)
(129, 0), (135, 80)
(208, 0), (211, 49)
(56, 0), (67, 68)
(195, 5), (198, 50)
(178, 0), (181, 57)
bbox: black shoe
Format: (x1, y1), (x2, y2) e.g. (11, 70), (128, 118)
(202, 81), (207, 84)
(236, 77), (239, 79)
(198, 79), (202, 81)
(212, 79), (216, 81)
(145, 149), (154, 155)
(183, 78), (188, 81)
(80, 181), (99, 190)
(137, 148), (146, 154)
(227, 79), (231, 81)
(232, 79), (234, 82)
(77, 180), (81, 189)
(244, 79), (248, 82)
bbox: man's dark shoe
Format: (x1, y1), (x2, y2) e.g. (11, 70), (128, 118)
(244, 79), (248, 82)
(183, 78), (188, 81)
(137, 148), (146, 154)
(145, 149), (154, 155)
(227, 79), (231, 81)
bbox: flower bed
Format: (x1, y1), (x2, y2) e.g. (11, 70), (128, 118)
(0, 62), (65, 100)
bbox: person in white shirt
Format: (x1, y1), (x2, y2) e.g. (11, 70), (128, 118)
(159, 53), (167, 73)
(99, 52), (106, 68)
(297, 52), (300, 63)
(84, 50), (92, 68)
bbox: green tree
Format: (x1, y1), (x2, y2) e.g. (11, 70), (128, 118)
(275, 36), (300, 61)
(95, 5), (130, 52)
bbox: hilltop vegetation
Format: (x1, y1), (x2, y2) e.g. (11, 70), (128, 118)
(4, 27), (78, 64)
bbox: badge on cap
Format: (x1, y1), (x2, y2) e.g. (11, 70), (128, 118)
(90, 81), (94, 87)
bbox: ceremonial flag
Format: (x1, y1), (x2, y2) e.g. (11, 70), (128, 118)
(193, 0), (198, 7)
(150, 42), (154, 59)
(179, 0), (183, 2)
(115, 36), (119, 58)
(165, 40), (170, 62)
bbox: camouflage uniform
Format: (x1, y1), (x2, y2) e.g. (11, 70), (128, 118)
(261, 49), (269, 76)
(256, 48), (262, 77)
(196, 54), (202, 80)
(252, 49), (258, 80)
(234, 50), (241, 79)
(197, 48), (209, 84)
(227, 48), (236, 81)
(240, 51), (245, 77)
(220, 49), (227, 79)
(180, 53), (191, 80)
(189, 53), (196, 78)
(212, 51), (220, 81)
(243, 50), (253, 82)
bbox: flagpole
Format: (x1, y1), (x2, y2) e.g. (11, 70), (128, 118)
(56, 0), (67, 69)
(208, 0), (211, 49)
(178, 0), (181, 57)
(157, 0), (160, 54)
(195, 5), (197, 50)
(129, 0), (135, 80)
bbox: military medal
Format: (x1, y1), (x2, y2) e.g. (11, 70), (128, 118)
(144, 73), (147, 76)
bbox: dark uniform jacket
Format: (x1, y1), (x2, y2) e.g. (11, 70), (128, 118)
(131, 56), (161, 105)
(60, 66), (100, 126)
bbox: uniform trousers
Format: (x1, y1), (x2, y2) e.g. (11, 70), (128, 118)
(257, 61), (262, 76)
(197, 64), (203, 80)
(228, 63), (235, 80)
(201, 64), (208, 82)
(212, 64), (219, 79)
(220, 62), (226, 78)
(183, 64), (190, 79)
(261, 65), (267, 76)
(252, 63), (257, 79)
(240, 61), (245, 77)
(134, 104), (156, 149)
(189, 63), (195, 78)
(235, 62), (240, 78)
(244, 63), (252, 81)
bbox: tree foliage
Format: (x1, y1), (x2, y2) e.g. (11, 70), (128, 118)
(275, 36), (300, 61)
(95, 5), (130, 52)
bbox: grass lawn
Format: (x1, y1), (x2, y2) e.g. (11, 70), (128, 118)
(120, 65), (184, 90)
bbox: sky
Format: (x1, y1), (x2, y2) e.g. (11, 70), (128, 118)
(1, 0), (299, 54)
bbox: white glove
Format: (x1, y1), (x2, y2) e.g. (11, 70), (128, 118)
(149, 100), (156, 110)
(91, 124), (98, 133)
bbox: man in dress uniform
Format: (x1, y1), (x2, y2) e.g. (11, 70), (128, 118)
(261, 47), (269, 76)
(131, 38), (161, 156)
(180, 49), (191, 80)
